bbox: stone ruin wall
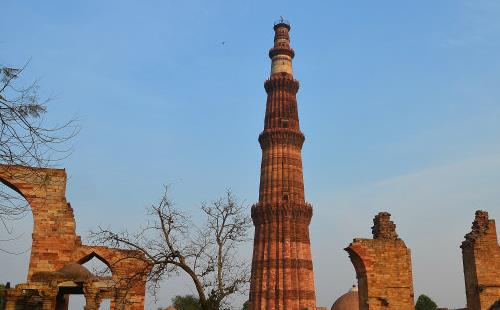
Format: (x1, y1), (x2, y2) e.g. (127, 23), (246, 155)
(462, 210), (500, 310)
(0, 164), (147, 309)
(345, 212), (415, 310)
(3, 163), (500, 309)
(0, 165), (78, 279)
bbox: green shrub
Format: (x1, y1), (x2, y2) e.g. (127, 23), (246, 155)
(415, 294), (438, 310)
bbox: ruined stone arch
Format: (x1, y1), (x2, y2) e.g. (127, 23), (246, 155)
(345, 212), (415, 310)
(0, 166), (35, 229)
(345, 247), (366, 278)
(0, 173), (35, 289)
(0, 165), (59, 202)
(76, 250), (114, 271)
(0, 174), (27, 200)
(77, 251), (114, 278)
(2, 164), (148, 309)
(345, 245), (368, 310)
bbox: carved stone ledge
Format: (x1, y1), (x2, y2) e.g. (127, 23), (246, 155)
(251, 202), (313, 225)
(258, 129), (305, 148)
(264, 76), (300, 94)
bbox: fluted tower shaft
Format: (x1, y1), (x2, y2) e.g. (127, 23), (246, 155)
(249, 21), (316, 310)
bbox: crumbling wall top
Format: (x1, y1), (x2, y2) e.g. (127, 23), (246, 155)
(371, 211), (399, 240)
(464, 210), (491, 243)
(461, 210), (500, 310)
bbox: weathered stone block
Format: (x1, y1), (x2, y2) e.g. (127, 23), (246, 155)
(461, 210), (500, 310)
(345, 212), (415, 310)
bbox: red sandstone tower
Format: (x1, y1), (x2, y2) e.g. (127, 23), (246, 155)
(249, 19), (316, 310)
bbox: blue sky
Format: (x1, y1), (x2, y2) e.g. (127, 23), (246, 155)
(1, 1), (500, 309)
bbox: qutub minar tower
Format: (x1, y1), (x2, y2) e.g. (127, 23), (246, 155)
(249, 19), (316, 310)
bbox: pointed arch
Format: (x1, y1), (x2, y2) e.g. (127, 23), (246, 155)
(78, 252), (113, 277)
(77, 251), (112, 270)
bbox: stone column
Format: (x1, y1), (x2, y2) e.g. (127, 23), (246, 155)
(111, 290), (128, 310)
(41, 288), (58, 310)
(4, 289), (22, 310)
(84, 285), (102, 310)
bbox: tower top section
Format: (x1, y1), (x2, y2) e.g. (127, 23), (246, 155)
(273, 16), (291, 30)
(269, 18), (295, 76)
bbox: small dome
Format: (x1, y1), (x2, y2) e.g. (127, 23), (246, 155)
(31, 263), (95, 282)
(331, 286), (359, 310)
(57, 263), (95, 281)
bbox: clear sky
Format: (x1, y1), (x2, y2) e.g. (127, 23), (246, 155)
(1, 1), (500, 309)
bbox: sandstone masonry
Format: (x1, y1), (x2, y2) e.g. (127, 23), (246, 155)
(249, 20), (316, 310)
(1, 165), (148, 310)
(461, 210), (500, 310)
(345, 212), (415, 310)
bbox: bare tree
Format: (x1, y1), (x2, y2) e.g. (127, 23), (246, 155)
(90, 187), (252, 310)
(0, 63), (78, 244)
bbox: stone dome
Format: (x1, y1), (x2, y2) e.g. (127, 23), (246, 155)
(331, 286), (359, 310)
(57, 263), (95, 281)
(31, 263), (95, 282)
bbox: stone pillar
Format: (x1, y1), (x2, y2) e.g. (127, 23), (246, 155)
(4, 289), (22, 310)
(345, 212), (415, 310)
(111, 290), (128, 310)
(84, 285), (102, 310)
(41, 289), (58, 310)
(461, 210), (500, 310)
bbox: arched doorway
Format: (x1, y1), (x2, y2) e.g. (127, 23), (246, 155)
(82, 255), (112, 278)
(64, 255), (113, 310)
(0, 165), (147, 309)
(66, 295), (111, 310)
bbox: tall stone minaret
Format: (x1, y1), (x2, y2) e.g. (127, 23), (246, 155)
(249, 19), (316, 310)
